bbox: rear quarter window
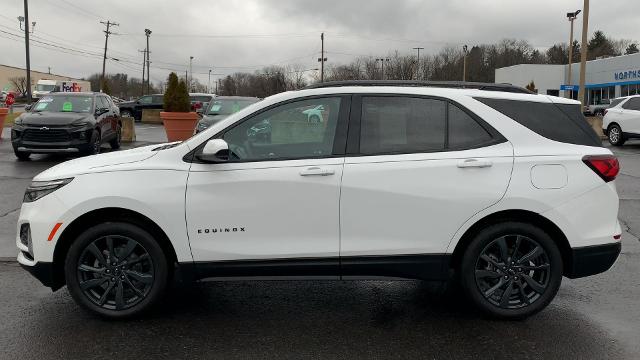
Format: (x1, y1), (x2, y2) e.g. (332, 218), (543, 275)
(475, 98), (601, 147)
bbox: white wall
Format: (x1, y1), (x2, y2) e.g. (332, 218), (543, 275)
(495, 64), (565, 95)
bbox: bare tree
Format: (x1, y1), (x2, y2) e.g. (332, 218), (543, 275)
(10, 76), (29, 97)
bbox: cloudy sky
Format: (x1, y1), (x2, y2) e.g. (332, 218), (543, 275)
(1, 0), (638, 87)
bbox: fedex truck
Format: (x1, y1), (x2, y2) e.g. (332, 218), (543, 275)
(32, 79), (92, 99)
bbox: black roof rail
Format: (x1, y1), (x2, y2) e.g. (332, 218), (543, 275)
(304, 80), (533, 94)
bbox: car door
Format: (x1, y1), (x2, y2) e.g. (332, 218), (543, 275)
(151, 95), (164, 110)
(339, 95), (513, 277)
(185, 95), (350, 277)
(620, 97), (640, 134)
(93, 96), (109, 137)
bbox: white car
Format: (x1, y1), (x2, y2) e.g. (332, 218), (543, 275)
(602, 95), (640, 145)
(17, 81), (621, 319)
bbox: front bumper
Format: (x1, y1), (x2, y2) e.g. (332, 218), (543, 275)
(565, 242), (621, 278)
(18, 252), (60, 289)
(11, 125), (93, 154)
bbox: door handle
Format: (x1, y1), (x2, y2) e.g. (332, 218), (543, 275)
(457, 159), (493, 168)
(299, 166), (335, 176)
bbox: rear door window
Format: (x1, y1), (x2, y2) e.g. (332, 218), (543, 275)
(622, 97), (640, 111)
(476, 98), (601, 147)
(448, 104), (493, 149)
(360, 96), (446, 155)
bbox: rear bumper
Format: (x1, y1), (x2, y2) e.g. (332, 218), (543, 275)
(565, 242), (621, 279)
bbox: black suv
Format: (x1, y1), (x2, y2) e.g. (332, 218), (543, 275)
(10, 92), (121, 160)
(117, 94), (164, 121)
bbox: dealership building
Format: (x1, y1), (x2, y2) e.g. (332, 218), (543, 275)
(495, 52), (640, 105)
(0, 64), (84, 93)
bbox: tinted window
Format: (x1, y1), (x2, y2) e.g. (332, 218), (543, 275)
(223, 97), (341, 161)
(151, 95), (164, 103)
(208, 98), (258, 115)
(622, 97), (640, 111)
(448, 104), (492, 148)
(96, 97), (108, 109)
(138, 96), (153, 104)
(476, 98), (601, 147)
(360, 97), (446, 155)
(610, 98), (625, 108)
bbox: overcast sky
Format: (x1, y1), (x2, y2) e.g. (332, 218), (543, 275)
(1, 0), (638, 87)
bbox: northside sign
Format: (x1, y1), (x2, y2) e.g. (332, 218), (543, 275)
(614, 69), (640, 81)
(60, 81), (84, 92)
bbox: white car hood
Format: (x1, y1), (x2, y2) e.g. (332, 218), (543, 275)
(34, 143), (166, 181)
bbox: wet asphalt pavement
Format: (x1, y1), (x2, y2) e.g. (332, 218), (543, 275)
(1, 126), (639, 359)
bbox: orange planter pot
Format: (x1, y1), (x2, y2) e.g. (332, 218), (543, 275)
(0, 108), (8, 140)
(160, 111), (199, 142)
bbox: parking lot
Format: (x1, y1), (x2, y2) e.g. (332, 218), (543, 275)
(1, 127), (639, 358)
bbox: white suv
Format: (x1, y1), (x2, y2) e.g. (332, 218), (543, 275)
(17, 81), (621, 319)
(602, 95), (640, 145)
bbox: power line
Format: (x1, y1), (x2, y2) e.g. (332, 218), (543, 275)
(58, 0), (104, 20)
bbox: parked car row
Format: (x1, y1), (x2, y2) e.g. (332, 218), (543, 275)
(117, 93), (215, 121)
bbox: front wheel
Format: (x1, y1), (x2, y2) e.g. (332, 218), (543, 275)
(64, 222), (169, 318)
(459, 222), (563, 319)
(110, 124), (122, 150)
(608, 124), (625, 146)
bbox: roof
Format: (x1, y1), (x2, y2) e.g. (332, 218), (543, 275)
(305, 80), (532, 94)
(214, 96), (261, 100)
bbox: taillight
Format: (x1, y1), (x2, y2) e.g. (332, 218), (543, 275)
(583, 155), (620, 182)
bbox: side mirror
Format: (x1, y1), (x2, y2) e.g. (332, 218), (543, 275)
(95, 107), (107, 116)
(196, 107), (205, 116)
(24, 104), (33, 111)
(197, 139), (230, 163)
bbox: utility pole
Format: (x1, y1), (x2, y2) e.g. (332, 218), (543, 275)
(100, 20), (118, 92)
(189, 56), (194, 91)
(577, 0), (589, 107)
(47, 66), (50, 74)
(566, 9), (581, 99)
(317, 33), (327, 82)
(23, 0), (32, 103)
(412, 47), (424, 80)
(139, 50), (146, 96)
(462, 45), (469, 82)
(145, 29), (151, 94)
(208, 69), (212, 93)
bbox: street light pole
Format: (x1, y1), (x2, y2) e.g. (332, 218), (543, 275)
(462, 45), (469, 82)
(144, 29), (151, 94)
(577, 0), (589, 107)
(189, 56), (194, 91)
(566, 9), (581, 99)
(208, 69), (212, 93)
(412, 47), (424, 80)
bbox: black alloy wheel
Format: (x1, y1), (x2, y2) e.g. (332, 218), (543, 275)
(474, 235), (550, 309)
(76, 235), (154, 311)
(460, 222), (562, 319)
(65, 222), (168, 318)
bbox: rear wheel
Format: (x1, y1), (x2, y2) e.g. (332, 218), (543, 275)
(120, 110), (132, 118)
(460, 222), (563, 319)
(608, 124), (625, 146)
(64, 222), (169, 318)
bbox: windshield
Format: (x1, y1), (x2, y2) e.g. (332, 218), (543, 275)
(32, 95), (94, 113)
(36, 84), (56, 92)
(207, 99), (257, 115)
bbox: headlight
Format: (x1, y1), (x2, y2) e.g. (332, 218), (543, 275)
(13, 116), (23, 125)
(71, 119), (90, 127)
(23, 178), (73, 203)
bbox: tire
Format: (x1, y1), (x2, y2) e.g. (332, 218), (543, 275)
(86, 129), (101, 155)
(64, 222), (169, 319)
(608, 124), (626, 146)
(120, 110), (132, 118)
(109, 124), (122, 150)
(309, 115), (322, 124)
(13, 148), (31, 160)
(459, 221), (563, 319)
